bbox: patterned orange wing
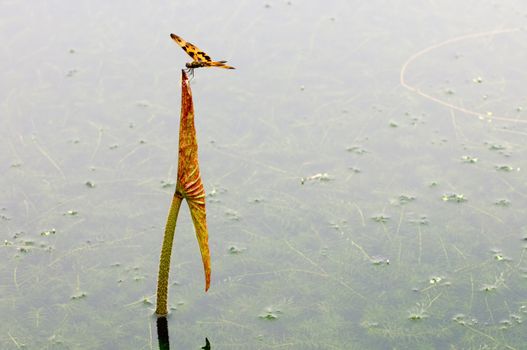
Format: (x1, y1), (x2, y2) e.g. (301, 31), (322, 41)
(170, 33), (212, 63)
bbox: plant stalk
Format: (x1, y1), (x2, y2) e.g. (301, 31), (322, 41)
(155, 194), (183, 315)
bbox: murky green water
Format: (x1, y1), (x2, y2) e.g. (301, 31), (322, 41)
(2, 1), (527, 349)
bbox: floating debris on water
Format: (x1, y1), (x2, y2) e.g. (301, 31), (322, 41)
(85, 181), (96, 188)
(397, 194), (415, 205)
(491, 250), (510, 262)
(487, 143), (506, 151)
(250, 197), (264, 204)
(207, 186), (228, 203)
(260, 312), (278, 320)
(227, 245), (246, 254)
(40, 228), (56, 236)
(370, 256), (390, 266)
(346, 146), (367, 155)
(409, 215), (429, 225)
(494, 199), (511, 207)
(494, 253), (505, 261)
(452, 314), (478, 326)
(18, 247), (30, 253)
(481, 284), (497, 292)
(208, 187), (219, 197)
(329, 220), (347, 231)
(301, 173), (331, 184)
(494, 165), (516, 172)
(259, 307), (281, 320)
(442, 193), (466, 203)
(71, 292), (88, 300)
(160, 180), (176, 189)
(371, 215), (390, 223)
(481, 273), (505, 292)
(499, 319), (512, 330)
(461, 155), (478, 163)
(225, 209), (241, 221)
(429, 276), (444, 285)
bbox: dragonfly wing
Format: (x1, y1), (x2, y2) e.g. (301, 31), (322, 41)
(170, 33), (212, 63)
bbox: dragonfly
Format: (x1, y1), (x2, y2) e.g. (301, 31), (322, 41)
(170, 33), (235, 76)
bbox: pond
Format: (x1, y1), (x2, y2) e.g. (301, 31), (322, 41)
(1, 1), (527, 349)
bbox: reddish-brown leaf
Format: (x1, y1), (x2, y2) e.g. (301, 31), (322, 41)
(175, 70), (211, 291)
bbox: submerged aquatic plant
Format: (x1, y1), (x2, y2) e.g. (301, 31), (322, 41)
(155, 70), (210, 316)
(408, 303), (429, 321)
(481, 273), (506, 292)
(258, 305), (284, 320)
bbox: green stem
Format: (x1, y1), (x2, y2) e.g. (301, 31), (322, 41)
(156, 194), (183, 315)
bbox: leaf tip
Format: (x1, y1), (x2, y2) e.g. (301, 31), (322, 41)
(205, 269), (210, 292)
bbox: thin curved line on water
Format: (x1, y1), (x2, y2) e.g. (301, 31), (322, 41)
(400, 28), (527, 124)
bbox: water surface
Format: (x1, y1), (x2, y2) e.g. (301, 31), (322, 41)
(2, 1), (527, 349)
